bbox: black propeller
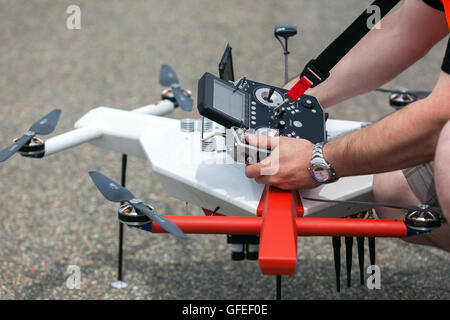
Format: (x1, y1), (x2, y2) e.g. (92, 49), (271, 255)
(0, 109), (61, 162)
(89, 171), (187, 239)
(159, 64), (193, 112)
(376, 88), (431, 100)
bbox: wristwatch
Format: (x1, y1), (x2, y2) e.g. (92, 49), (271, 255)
(309, 142), (339, 184)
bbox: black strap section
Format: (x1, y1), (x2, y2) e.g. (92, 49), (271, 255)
(422, 0), (445, 12)
(302, 0), (401, 87)
(442, 37), (450, 74)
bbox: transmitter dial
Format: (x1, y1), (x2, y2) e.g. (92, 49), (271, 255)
(255, 87), (284, 108)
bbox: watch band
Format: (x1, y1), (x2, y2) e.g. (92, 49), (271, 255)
(309, 142), (339, 184)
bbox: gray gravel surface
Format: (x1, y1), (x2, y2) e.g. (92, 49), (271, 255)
(0, 0), (449, 300)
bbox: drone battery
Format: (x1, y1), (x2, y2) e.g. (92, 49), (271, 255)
(118, 204), (151, 226)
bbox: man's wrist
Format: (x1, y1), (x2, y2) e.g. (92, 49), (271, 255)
(322, 141), (341, 180)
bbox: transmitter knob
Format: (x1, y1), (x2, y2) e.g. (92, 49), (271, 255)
(302, 98), (315, 109)
(270, 119), (286, 134)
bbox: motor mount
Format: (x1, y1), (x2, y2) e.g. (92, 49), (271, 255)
(161, 87), (192, 108)
(404, 205), (442, 232)
(118, 203), (152, 226)
(14, 135), (45, 159)
(389, 89), (418, 109)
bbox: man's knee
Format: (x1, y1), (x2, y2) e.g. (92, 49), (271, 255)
(373, 170), (418, 204)
(373, 170), (420, 219)
(435, 121), (450, 218)
(435, 121), (450, 174)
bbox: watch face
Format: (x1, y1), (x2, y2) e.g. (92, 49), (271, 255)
(312, 166), (330, 182)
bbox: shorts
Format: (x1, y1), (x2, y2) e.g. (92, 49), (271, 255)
(402, 161), (440, 208)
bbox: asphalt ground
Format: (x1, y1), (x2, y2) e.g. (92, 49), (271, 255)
(0, 0), (449, 300)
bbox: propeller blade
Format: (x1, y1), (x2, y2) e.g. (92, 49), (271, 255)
(29, 109), (61, 135)
(414, 91), (431, 99)
(133, 202), (187, 239)
(172, 85), (193, 111)
(159, 64), (179, 86)
(375, 88), (400, 94)
(88, 171), (135, 203)
(0, 134), (33, 162)
(429, 206), (443, 216)
(375, 88), (431, 99)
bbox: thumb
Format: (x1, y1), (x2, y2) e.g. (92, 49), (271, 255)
(245, 134), (279, 150)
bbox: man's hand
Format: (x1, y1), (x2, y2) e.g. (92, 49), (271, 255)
(244, 134), (319, 190)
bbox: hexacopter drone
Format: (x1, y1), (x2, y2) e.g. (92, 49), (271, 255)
(0, 0), (441, 299)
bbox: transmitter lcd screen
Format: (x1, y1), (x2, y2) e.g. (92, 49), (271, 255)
(213, 79), (246, 122)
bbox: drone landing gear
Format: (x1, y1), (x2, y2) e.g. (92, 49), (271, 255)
(331, 211), (377, 292)
(356, 237), (365, 286)
(113, 154), (129, 290)
(332, 235), (373, 291)
(276, 275), (282, 300)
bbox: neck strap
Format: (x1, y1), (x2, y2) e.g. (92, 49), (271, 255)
(286, 0), (401, 102)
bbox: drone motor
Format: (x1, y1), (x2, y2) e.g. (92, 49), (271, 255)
(118, 203), (151, 226)
(161, 87), (192, 106)
(389, 91), (417, 109)
(404, 205), (442, 232)
(14, 135), (45, 159)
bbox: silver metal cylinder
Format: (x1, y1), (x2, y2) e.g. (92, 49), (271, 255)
(202, 118), (213, 132)
(180, 118), (195, 132)
(201, 138), (216, 152)
(197, 117), (213, 132)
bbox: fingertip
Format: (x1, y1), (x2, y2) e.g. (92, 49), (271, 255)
(245, 133), (256, 145)
(245, 163), (259, 179)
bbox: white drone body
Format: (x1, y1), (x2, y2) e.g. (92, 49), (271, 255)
(44, 100), (373, 217)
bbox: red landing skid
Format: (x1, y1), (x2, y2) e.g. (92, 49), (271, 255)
(151, 185), (407, 275)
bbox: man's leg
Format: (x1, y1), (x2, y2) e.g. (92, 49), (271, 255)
(373, 171), (436, 248)
(374, 129), (450, 252)
(434, 121), (450, 251)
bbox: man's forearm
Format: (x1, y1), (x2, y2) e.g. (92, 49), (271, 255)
(325, 79), (450, 177)
(286, 0), (448, 108)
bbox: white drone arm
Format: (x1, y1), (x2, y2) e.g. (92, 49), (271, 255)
(44, 126), (103, 157)
(131, 99), (175, 116)
(43, 99), (176, 158)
